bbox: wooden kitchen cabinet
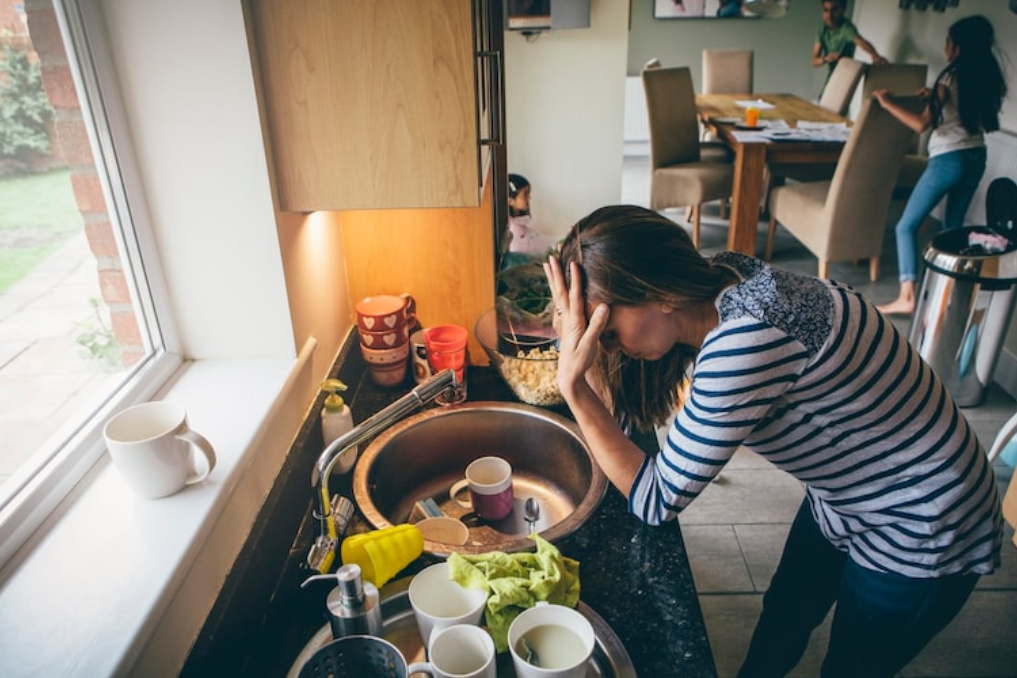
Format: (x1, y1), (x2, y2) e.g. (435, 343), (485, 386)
(247, 0), (503, 212)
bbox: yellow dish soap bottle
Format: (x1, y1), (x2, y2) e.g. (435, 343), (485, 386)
(321, 378), (356, 473)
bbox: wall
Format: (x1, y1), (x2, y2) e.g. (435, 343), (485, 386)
(504, 0), (630, 238)
(627, 0), (830, 100)
(853, 0), (1016, 132)
(104, 0), (353, 389)
(853, 0), (1017, 393)
(100, 1), (299, 361)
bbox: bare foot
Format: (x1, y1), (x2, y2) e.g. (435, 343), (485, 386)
(877, 297), (915, 315)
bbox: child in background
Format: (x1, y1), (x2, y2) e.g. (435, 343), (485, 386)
(503, 173), (555, 269)
(875, 15), (1007, 316)
(812, 0), (886, 82)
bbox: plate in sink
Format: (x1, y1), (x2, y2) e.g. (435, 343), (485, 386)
(286, 576), (637, 677)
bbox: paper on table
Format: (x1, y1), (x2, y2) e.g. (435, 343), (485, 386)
(730, 130), (769, 143)
(762, 124), (851, 142)
(761, 129), (813, 141)
(735, 99), (776, 110)
(796, 121), (849, 130)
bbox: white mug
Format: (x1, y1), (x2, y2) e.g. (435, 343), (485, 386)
(508, 602), (596, 678)
(408, 562), (488, 646)
(410, 328), (433, 385)
(103, 401), (216, 499)
(407, 624), (496, 678)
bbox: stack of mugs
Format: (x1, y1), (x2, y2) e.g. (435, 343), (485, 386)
(356, 294), (415, 387)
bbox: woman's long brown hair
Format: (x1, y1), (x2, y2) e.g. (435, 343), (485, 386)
(558, 205), (739, 430)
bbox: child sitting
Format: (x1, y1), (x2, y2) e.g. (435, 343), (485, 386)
(502, 173), (555, 269)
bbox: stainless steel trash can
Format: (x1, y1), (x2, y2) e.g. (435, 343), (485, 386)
(909, 227), (1017, 407)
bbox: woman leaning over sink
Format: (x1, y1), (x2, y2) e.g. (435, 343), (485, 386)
(543, 205), (1002, 678)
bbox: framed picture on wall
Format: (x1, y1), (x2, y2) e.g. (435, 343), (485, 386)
(654, 0), (785, 19)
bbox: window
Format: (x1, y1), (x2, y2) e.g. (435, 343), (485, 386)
(0, 0), (177, 565)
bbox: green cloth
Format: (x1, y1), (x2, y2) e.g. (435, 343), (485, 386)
(447, 535), (580, 653)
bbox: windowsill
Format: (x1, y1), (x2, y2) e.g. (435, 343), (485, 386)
(0, 355), (310, 677)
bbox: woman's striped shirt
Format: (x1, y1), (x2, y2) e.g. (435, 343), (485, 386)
(629, 253), (1002, 578)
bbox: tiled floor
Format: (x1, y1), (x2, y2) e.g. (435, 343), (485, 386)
(621, 153), (1017, 677)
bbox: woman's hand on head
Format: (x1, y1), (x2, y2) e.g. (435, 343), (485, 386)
(544, 256), (610, 400)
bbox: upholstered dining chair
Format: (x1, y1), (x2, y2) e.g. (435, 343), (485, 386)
(863, 63), (930, 196)
(642, 65), (734, 249)
(766, 57), (869, 191)
(702, 49), (753, 94)
(766, 97), (917, 281)
(818, 57), (866, 116)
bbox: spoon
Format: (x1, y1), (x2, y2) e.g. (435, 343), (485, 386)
(524, 497), (540, 534)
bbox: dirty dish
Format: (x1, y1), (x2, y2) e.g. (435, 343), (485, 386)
(416, 516), (470, 546)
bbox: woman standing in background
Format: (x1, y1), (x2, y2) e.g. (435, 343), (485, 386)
(876, 15), (1007, 316)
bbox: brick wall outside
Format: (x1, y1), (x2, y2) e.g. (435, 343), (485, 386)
(23, 0), (144, 366)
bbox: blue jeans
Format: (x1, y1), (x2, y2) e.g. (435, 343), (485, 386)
(894, 146), (987, 283)
(737, 500), (980, 678)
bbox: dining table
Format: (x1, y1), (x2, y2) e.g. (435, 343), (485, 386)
(696, 93), (852, 254)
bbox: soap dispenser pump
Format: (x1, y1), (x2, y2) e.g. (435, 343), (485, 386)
(321, 378), (356, 473)
(327, 563), (383, 639)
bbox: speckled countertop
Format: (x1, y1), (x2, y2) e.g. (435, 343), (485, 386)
(181, 347), (717, 678)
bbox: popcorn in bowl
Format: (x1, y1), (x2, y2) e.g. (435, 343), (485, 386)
(475, 308), (564, 407)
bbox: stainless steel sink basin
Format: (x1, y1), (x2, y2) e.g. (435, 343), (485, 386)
(351, 401), (608, 556)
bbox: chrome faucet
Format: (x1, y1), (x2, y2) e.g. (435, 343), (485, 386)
(307, 368), (458, 573)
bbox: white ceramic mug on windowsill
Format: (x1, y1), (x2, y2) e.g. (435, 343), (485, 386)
(103, 401), (216, 499)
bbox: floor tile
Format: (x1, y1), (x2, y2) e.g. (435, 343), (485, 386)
(679, 468), (805, 526)
(733, 523), (793, 593)
(682, 524), (754, 594)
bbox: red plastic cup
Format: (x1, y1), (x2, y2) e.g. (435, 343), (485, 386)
(425, 325), (468, 353)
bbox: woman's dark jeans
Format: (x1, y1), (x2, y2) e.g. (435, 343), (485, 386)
(737, 499), (980, 678)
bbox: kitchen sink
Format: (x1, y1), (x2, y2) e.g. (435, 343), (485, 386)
(351, 401), (607, 556)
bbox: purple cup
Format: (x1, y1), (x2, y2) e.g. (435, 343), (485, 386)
(450, 456), (514, 521)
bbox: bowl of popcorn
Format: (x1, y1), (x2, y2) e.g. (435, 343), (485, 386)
(475, 307), (563, 407)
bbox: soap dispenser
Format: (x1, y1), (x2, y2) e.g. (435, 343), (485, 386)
(321, 378), (356, 473)
(327, 563), (383, 639)
(301, 563), (383, 639)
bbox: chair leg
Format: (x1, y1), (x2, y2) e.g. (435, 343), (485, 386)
(761, 169), (783, 217)
(765, 214), (777, 260)
(819, 260), (829, 279)
(692, 205), (702, 249)
(869, 257), (879, 282)
(684, 205), (693, 224)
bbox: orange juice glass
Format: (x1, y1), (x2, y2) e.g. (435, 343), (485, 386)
(745, 106), (760, 127)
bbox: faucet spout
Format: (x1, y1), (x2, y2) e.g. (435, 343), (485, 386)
(307, 368), (458, 572)
(311, 368), (458, 487)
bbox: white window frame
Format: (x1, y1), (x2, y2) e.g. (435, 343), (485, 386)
(0, 0), (180, 568)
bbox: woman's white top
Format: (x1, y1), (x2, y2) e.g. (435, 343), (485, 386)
(928, 72), (985, 158)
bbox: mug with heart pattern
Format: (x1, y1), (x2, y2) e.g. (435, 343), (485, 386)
(356, 293), (414, 333)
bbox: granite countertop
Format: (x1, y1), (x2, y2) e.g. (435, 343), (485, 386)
(181, 356), (717, 677)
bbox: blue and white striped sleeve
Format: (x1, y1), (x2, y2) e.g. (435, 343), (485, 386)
(628, 318), (809, 525)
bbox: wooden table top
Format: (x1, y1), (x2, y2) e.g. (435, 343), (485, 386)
(696, 92), (850, 132)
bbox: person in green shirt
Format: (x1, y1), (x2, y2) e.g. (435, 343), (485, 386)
(812, 0), (887, 81)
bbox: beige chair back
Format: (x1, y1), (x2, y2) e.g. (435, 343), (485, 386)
(821, 97), (917, 260)
(818, 57), (866, 115)
(861, 63), (928, 99)
(702, 49), (753, 94)
(862, 63), (929, 154)
(642, 66), (702, 169)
